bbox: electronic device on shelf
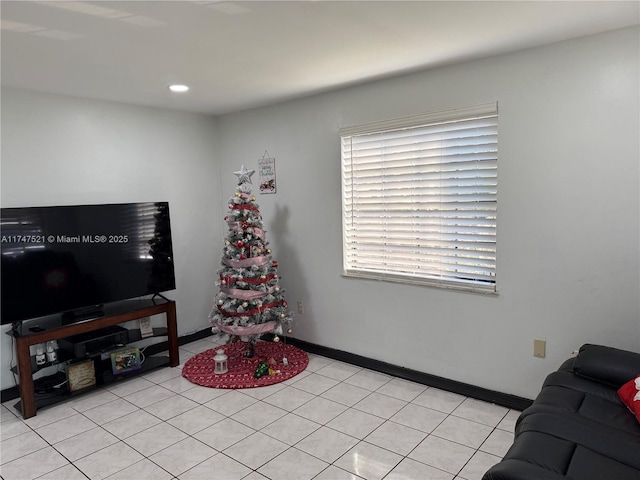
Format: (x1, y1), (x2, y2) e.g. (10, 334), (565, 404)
(58, 325), (129, 358)
(0, 202), (176, 327)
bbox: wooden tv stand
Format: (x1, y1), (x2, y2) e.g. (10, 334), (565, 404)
(10, 299), (179, 419)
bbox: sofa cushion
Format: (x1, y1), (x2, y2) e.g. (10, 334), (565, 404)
(542, 370), (621, 403)
(482, 457), (568, 480)
(573, 344), (640, 388)
(618, 375), (640, 423)
(520, 371), (640, 435)
(515, 412), (640, 469)
(488, 411), (640, 480)
(485, 412), (640, 480)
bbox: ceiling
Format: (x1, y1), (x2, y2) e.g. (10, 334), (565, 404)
(1, 1), (638, 115)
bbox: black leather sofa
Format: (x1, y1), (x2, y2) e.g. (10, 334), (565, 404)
(483, 344), (640, 480)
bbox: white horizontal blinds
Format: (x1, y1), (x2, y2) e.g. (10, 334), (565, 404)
(341, 103), (497, 292)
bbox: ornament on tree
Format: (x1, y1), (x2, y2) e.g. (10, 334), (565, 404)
(209, 164), (294, 358)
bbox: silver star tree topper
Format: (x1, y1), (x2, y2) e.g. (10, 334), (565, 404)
(234, 165), (255, 185)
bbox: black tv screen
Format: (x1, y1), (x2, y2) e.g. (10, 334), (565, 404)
(1, 202), (176, 324)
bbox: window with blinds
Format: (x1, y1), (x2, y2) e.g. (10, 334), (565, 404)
(341, 103), (498, 293)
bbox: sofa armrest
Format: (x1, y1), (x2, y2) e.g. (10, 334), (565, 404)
(557, 357), (575, 373)
(573, 344), (640, 388)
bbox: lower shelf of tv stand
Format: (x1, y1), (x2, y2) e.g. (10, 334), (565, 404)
(13, 355), (171, 415)
(11, 327), (171, 376)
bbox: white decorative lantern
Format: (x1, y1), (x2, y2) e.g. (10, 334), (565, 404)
(214, 349), (228, 374)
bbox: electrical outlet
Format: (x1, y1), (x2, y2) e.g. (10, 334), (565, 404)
(297, 301), (304, 315)
(533, 339), (546, 358)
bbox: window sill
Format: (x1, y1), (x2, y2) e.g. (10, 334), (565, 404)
(342, 271), (498, 295)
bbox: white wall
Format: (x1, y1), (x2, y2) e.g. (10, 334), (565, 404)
(215, 27), (640, 400)
(1, 89), (223, 390)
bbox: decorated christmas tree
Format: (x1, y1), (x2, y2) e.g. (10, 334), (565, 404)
(209, 165), (293, 357)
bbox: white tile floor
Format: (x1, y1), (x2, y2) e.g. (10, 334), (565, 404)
(0, 337), (518, 480)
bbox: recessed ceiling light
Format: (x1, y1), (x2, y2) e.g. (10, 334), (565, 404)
(169, 84), (189, 93)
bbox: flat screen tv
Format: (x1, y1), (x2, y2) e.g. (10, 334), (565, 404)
(1, 202), (176, 325)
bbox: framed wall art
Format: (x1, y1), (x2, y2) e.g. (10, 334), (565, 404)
(258, 152), (276, 194)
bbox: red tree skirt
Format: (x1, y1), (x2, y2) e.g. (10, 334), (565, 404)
(182, 342), (308, 389)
